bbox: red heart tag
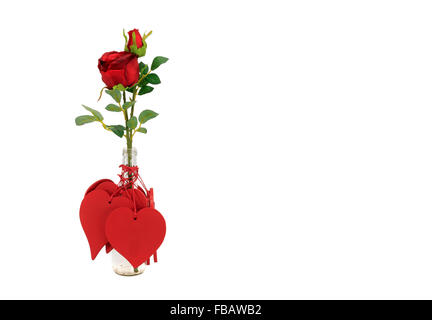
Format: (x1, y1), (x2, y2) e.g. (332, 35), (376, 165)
(105, 207), (166, 268)
(94, 181), (118, 195)
(85, 179), (114, 195)
(123, 188), (149, 210)
(79, 190), (133, 260)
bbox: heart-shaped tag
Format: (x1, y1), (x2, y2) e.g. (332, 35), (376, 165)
(79, 189), (133, 259)
(85, 179), (114, 195)
(123, 187), (149, 210)
(94, 181), (118, 196)
(105, 207), (166, 268)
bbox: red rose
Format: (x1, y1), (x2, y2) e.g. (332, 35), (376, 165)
(127, 29), (143, 49)
(98, 51), (139, 89)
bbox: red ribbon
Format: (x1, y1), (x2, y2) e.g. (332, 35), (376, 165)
(109, 165), (149, 216)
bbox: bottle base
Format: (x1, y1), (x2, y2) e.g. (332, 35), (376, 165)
(111, 249), (146, 276)
(113, 266), (145, 276)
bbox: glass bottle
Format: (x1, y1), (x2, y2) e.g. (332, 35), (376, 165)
(111, 147), (146, 276)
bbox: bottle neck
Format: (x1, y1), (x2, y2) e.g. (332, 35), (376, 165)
(122, 147), (137, 166)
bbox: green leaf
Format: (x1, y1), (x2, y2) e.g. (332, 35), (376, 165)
(139, 62), (149, 75)
(138, 79), (148, 87)
(127, 116), (138, 129)
(82, 105), (103, 121)
(151, 56), (169, 70)
(105, 104), (122, 112)
(123, 29), (128, 51)
(123, 101), (135, 110)
(75, 115), (97, 126)
(105, 89), (121, 103)
(138, 109), (159, 124)
(146, 73), (161, 85)
(137, 127), (147, 134)
(113, 84), (126, 91)
(138, 85), (154, 95)
(108, 125), (124, 138)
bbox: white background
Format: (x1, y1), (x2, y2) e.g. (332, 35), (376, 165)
(0, 0), (431, 299)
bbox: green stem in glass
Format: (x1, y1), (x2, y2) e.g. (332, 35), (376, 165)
(124, 90), (139, 274)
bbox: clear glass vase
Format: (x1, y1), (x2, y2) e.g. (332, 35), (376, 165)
(111, 147), (146, 276)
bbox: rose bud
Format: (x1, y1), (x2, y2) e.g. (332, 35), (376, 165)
(128, 29), (143, 49)
(98, 51), (140, 89)
(125, 28), (147, 57)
